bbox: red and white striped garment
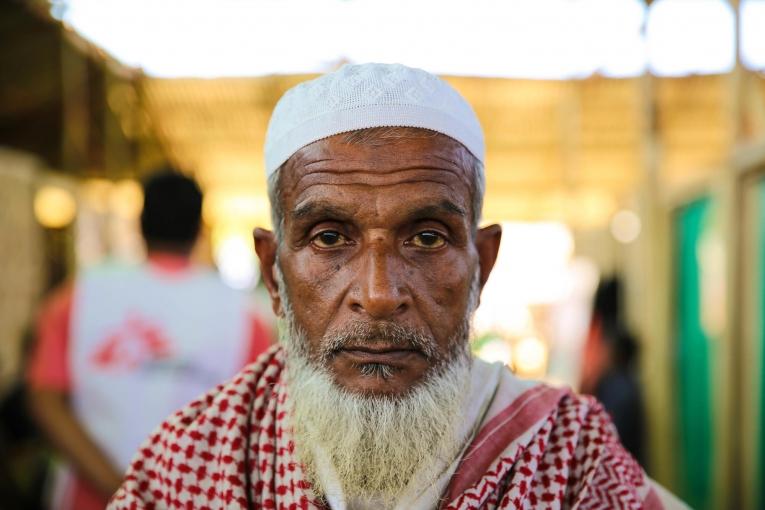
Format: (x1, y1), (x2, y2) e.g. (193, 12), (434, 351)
(109, 346), (673, 509)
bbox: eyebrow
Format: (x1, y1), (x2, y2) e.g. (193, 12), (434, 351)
(410, 200), (467, 219)
(290, 199), (467, 228)
(291, 201), (355, 222)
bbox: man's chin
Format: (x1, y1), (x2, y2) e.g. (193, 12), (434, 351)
(328, 352), (432, 397)
(330, 372), (421, 397)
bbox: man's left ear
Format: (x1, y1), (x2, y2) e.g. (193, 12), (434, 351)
(475, 224), (502, 289)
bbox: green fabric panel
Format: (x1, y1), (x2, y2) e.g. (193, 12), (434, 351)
(675, 198), (714, 510)
(758, 180), (765, 510)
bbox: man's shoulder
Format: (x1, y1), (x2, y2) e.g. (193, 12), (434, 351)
(527, 383), (624, 449)
(110, 346), (287, 509)
(152, 345), (284, 433)
(475, 367), (619, 458)
(78, 260), (141, 277)
(489, 367), (606, 426)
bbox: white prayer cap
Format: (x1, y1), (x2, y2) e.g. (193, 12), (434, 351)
(264, 63), (485, 177)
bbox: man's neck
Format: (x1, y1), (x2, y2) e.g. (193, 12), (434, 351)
(147, 250), (193, 272)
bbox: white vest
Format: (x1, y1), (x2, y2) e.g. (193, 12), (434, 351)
(70, 262), (251, 470)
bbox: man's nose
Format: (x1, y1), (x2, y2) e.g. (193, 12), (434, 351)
(350, 244), (411, 320)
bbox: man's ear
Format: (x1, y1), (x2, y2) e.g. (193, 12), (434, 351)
(253, 228), (282, 317)
(475, 224), (502, 289)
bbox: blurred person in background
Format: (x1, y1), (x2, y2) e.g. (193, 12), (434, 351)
(110, 64), (685, 509)
(26, 169), (273, 510)
(581, 276), (646, 465)
(594, 327), (645, 466)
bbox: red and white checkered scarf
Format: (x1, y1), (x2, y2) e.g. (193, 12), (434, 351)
(109, 346), (665, 509)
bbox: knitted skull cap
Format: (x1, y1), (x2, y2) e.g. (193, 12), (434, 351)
(264, 63), (485, 177)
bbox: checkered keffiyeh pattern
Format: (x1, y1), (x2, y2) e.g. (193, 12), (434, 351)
(109, 345), (662, 509)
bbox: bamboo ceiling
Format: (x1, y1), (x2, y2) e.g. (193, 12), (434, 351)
(140, 72), (765, 228)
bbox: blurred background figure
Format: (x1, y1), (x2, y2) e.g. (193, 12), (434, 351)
(25, 169), (272, 510)
(581, 276), (645, 466)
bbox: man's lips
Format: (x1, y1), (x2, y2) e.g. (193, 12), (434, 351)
(336, 346), (423, 365)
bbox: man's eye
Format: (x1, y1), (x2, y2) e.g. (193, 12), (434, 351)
(311, 231), (347, 248)
(410, 231), (446, 249)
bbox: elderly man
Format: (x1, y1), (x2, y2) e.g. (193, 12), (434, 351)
(110, 64), (684, 509)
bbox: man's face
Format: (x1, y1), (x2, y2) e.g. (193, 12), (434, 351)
(256, 132), (500, 397)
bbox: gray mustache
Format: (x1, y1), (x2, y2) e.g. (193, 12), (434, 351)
(320, 321), (439, 361)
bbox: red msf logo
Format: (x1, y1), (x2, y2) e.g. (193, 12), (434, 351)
(91, 315), (174, 370)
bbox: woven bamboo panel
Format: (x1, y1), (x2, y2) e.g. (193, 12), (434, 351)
(140, 73), (748, 226)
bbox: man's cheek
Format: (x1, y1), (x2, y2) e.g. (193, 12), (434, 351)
(423, 278), (473, 338)
(423, 266), (470, 307)
(287, 278), (345, 341)
(292, 252), (352, 289)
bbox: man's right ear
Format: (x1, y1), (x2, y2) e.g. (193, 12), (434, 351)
(253, 228), (282, 317)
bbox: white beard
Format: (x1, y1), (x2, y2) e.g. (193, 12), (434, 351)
(286, 349), (470, 507)
(276, 266), (479, 507)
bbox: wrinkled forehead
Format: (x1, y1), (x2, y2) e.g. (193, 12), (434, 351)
(266, 127), (485, 239)
(283, 129), (475, 177)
